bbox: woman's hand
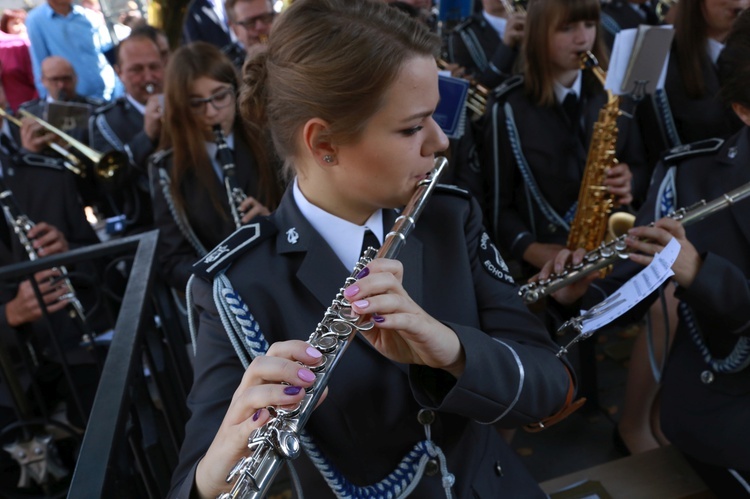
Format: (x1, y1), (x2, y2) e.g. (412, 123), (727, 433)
(239, 196), (271, 223)
(343, 258), (466, 378)
(625, 217), (701, 288)
(5, 269), (71, 327)
(522, 242), (566, 270)
(605, 163), (633, 207)
(195, 340), (325, 499)
(532, 246), (595, 306)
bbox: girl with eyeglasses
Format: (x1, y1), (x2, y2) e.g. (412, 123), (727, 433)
(149, 41), (284, 292)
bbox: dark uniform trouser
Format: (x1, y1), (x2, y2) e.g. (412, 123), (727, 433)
(683, 453), (750, 496)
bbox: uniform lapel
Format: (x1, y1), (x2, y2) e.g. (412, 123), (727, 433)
(274, 190), (349, 308)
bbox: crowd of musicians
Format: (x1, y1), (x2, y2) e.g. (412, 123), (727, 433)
(0, 0), (749, 496)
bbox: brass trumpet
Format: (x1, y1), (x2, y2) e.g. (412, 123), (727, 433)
(0, 107), (84, 176)
(17, 109), (127, 183)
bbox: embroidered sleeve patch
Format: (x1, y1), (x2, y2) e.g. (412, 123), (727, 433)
(479, 232), (515, 284)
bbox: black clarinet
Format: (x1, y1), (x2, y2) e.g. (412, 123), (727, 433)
(0, 178), (94, 348)
(213, 124), (248, 229)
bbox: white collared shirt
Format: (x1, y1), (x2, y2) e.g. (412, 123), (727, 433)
(125, 93), (146, 115)
(205, 131), (235, 180)
(707, 38), (725, 65)
(553, 70), (583, 104)
(293, 178), (384, 271)
(482, 10), (508, 41)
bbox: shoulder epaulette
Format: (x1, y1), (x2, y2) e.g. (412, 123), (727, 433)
(13, 152), (67, 172)
(18, 99), (41, 112)
(663, 138), (724, 164)
(434, 183), (471, 200)
(192, 217), (278, 280)
(84, 96), (106, 107)
(92, 98), (121, 115)
(491, 75), (524, 100)
(149, 148), (173, 167)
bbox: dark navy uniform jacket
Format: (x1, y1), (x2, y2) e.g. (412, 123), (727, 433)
(169, 186), (576, 498)
(446, 13), (517, 90)
(481, 74), (649, 263)
(0, 151), (102, 378)
(583, 127), (750, 471)
(89, 97), (156, 232)
(640, 46), (744, 166)
(182, 0), (232, 48)
(148, 131), (264, 291)
(600, 0), (660, 51)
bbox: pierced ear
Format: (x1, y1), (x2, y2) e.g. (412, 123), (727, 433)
(302, 118), (337, 166)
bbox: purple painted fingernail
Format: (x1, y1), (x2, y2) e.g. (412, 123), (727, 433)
(373, 314), (385, 323)
(284, 386), (302, 395)
(252, 409), (261, 421)
(306, 346), (322, 358)
(297, 368), (315, 382)
(343, 284), (359, 298)
(356, 267), (370, 279)
(353, 300), (369, 309)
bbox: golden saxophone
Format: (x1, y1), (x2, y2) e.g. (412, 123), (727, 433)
(213, 124), (248, 230)
(0, 178), (95, 347)
(566, 51), (634, 253)
(519, 179), (750, 304)
(218, 157), (448, 499)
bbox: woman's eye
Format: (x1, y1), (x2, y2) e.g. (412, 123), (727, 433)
(401, 126), (424, 136)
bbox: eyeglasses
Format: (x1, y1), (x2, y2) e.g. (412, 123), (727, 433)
(189, 87), (235, 114)
(234, 12), (275, 29)
(44, 75), (74, 84)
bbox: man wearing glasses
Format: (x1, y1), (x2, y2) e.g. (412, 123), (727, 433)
(223, 0), (275, 68)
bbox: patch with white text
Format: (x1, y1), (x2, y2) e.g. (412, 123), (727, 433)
(479, 232), (514, 284)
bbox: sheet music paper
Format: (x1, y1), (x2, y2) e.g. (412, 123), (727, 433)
(580, 237), (681, 334)
(605, 25), (674, 96)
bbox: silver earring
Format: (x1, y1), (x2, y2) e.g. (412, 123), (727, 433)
(323, 155), (334, 163)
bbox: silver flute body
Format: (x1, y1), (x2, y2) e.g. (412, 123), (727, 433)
(0, 184), (90, 339)
(519, 180), (750, 305)
(218, 157), (448, 499)
(213, 124), (248, 230)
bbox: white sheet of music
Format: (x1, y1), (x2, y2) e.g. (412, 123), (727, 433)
(580, 237), (681, 334)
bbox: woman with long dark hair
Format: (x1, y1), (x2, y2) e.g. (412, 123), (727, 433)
(149, 42), (283, 291)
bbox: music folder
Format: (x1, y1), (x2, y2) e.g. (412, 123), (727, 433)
(605, 25), (675, 97)
(44, 101), (92, 134)
(435, 74), (470, 140)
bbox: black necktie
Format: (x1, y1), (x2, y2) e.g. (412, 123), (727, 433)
(562, 92), (585, 144)
(562, 92), (580, 127)
(360, 228), (380, 255)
